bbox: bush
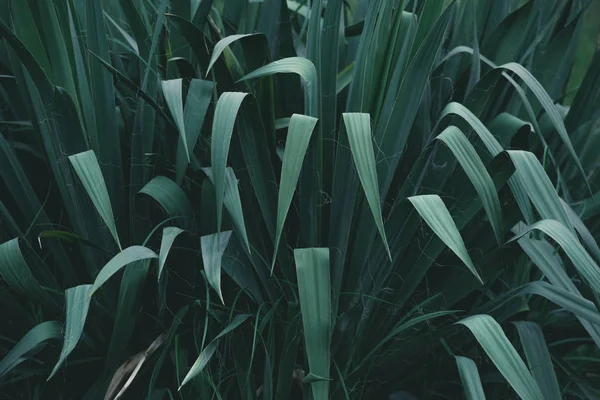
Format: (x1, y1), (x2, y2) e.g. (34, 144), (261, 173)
(1, 0), (600, 399)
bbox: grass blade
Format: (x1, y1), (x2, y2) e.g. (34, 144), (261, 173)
(91, 246), (158, 295)
(455, 356), (487, 400)
(343, 113), (391, 260)
(211, 92), (249, 233)
(0, 321), (62, 378)
(408, 195), (482, 283)
(180, 314), (252, 389)
(294, 248), (331, 400)
(49, 284), (94, 380)
(0, 238), (56, 306)
(69, 150), (121, 250)
(161, 79), (189, 162)
(458, 314), (543, 400)
(203, 168), (251, 253)
(436, 126), (503, 243)
(273, 114), (318, 269)
(157, 227), (184, 281)
(139, 176), (194, 228)
(513, 321), (561, 400)
(201, 231), (233, 304)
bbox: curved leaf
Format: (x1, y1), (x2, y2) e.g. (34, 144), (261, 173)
(436, 126), (503, 243)
(458, 315), (543, 400)
(161, 79), (189, 162)
(273, 114), (318, 269)
(455, 356), (486, 400)
(69, 150), (121, 249)
(201, 231), (232, 304)
(49, 285), (94, 379)
(139, 176), (194, 227)
(344, 113), (391, 260)
(157, 227), (184, 281)
(91, 246), (158, 294)
(408, 195), (482, 283)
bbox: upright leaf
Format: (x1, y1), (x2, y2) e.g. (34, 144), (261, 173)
(455, 356), (486, 400)
(201, 231), (233, 304)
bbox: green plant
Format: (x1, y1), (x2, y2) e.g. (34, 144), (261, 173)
(1, 0), (600, 399)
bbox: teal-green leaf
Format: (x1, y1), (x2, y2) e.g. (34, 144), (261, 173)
(436, 126), (503, 243)
(157, 227), (184, 281)
(0, 321), (62, 378)
(455, 356), (486, 400)
(211, 92), (249, 233)
(69, 150), (121, 249)
(201, 231), (233, 304)
(273, 114), (318, 270)
(203, 167), (250, 253)
(513, 322), (561, 400)
(49, 284), (94, 380)
(408, 195), (482, 283)
(508, 151), (573, 233)
(458, 315), (543, 400)
(161, 79), (189, 162)
(511, 219), (600, 296)
(239, 57), (318, 117)
(139, 176), (194, 228)
(207, 33), (257, 74)
(294, 248), (331, 400)
(91, 246), (158, 295)
(176, 79), (213, 184)
(180, 313), (252, 389)
(343, 113), (391, 260)
(0, 238), (56, 306)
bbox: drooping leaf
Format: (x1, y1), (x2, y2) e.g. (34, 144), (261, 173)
(161, 79), (189, 161)
(0, 238), (56, 306)
(513, 322), (561, 400)
(49, 285), (94, 379)
(272, 114), (318, 269)
(458, 315), (543, 400)
(294, 248), (330, 400)
(157, 227), (184, 281)
(211, 92), (249, 233)
(408, 195), (482, 283)
(203, 168), (250, 253)
(91, 246), (158, 295)
(180, 314), (252, 388)
(455, 356), (487, 400)
(201, 231), (232, 304)
(69, 150), (121, 249)
(343, 113), (391, 260)
(436, 126), (503, 243)
(0, 321), (62, 378)
(139, 176), (194, 228)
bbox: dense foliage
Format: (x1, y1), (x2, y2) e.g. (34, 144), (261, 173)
(1, 0), (600, 399)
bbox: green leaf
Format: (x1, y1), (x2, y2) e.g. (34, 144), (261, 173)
(455, 356), (487, 400)
(0, 238), (55, 306)
(201, 231), (233, 304)
(157, 227), (185, 281)
(38, 230), (112, 255)
(0, 321), (62, 378)
(69, 150), (121, 250)
(91, 246), (158, 295)
(207, 33), (257, 74)
(273, 114), (318, 269)
(161, 79), (189, 162)
(180, 314), (252, 389)
(139, 176), (194, 228)
(436, 126), (503, 243)
(508, 151), (573, 233)
(458, 315), (544, 400)
(239, 57), (318, 117)
(211, 92), (249, 233)
(343, 113), (391, 260)
(511, 219), (600, 296)
(203, 168), (250, 253)
(49, 284), (94, 380)
(294, 248), (330, 400)
(513, 322), (561, 400)
(408, 195), (482, 283)
(176, 79), (214, 184)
